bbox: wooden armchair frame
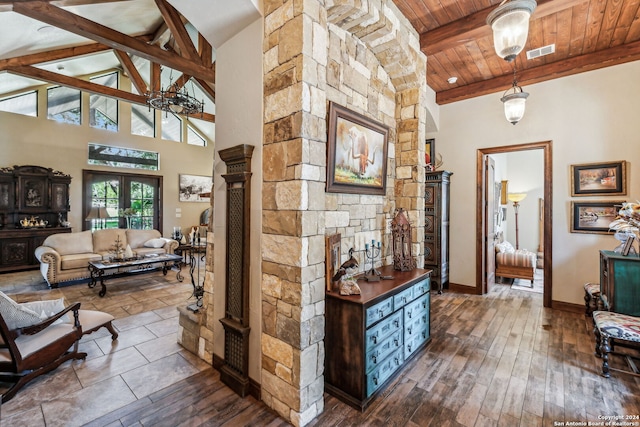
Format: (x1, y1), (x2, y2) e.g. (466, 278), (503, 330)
(0, 302), (87, 402)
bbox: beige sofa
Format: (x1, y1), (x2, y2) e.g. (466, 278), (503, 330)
(35, 229), (179, 287)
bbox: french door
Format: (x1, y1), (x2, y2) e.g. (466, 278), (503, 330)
(82, 170), (163, 233)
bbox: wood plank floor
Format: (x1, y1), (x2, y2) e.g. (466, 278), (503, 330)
(2, 272), (639, 426)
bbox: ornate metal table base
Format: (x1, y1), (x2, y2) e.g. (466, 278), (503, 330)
(88, 256), (183, 297)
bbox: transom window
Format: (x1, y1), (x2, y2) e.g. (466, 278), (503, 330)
(89, 72), (118, 131)
(0, 91), (37, 117)
(47, 86), (81, 125)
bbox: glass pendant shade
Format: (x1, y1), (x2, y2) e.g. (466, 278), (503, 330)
(501, 86), (529, 125)
(487, 0), (537, 62)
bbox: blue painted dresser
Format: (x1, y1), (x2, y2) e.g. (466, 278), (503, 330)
(325, 266), (431, 410)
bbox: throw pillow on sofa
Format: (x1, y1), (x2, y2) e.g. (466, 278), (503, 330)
(144, 238), (167, 248)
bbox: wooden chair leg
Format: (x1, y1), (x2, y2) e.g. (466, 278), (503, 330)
(600, 335), (611, 378)
(104, 321), (119, 340)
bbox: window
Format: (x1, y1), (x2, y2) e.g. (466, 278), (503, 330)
(0, 91), (37, 117)
(88, 143), (159, 171)
(83, 170), (162, 232)
(90, 72), (118, 131)
(187, 124), (207, 146)
(161, 112), (182, 142)
(47, 86), (81, 125)
(132, 104), (155, 137)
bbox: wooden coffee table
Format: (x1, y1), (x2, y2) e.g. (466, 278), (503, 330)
(88, 254), (183, 297)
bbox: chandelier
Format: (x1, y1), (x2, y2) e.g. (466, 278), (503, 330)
(486, 0), (537, 62)
(500, 60), (529, 125)
(146, 71), (204, 116)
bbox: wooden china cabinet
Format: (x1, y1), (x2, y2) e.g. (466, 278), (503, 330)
(0, 165), (72, 272)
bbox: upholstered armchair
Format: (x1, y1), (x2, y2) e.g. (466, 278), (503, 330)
(0, 292), (117, 402)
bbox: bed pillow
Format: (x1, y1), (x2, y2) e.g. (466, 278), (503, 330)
(0, 291), (43, 330)
(144, 238), (167, 248)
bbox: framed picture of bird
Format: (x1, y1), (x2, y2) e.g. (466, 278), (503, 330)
(326, 102), (389, 195)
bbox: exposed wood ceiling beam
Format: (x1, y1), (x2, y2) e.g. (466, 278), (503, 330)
(0, 43), (111, 71)
(436, 39), (640, 104)
(12, 1), (215, 83)
(420, 0), (588, 57)
(153, 0), (199, 62)
(6, 65), (215, 122)
(172, 73), (192, 91)
(194, 77), (215, 103)
(113, 50), (147, 95)
(198, 33), (212, 66)
(8, 64), (147, 104)
(0, 0), (133, 13)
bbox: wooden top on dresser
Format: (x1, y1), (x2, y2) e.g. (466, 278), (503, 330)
(325, 265), (431, 306)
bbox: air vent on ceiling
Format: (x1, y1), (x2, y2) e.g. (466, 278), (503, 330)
(526, 44), (555, 60)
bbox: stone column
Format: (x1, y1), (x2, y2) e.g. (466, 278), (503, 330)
(262, 1), (328, 425)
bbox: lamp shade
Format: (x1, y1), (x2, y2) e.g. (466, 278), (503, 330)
(501, 90), (529, 125)
(486, 0), (537, 62)
(507, 193), (527, 203)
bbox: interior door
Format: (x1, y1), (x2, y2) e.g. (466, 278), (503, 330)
(484, 156), (496, 293)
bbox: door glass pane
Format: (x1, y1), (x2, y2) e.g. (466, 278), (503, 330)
(128, 181), (154, 229)
(89, 180), (119, 231)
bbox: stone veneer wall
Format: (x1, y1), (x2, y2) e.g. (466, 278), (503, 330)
(261, 1), (428, 426)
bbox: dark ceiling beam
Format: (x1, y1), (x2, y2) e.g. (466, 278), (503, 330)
(436, 39), (640, 104)
(7, 64), (147, 104)
(153, 0), (200, 62)
(12, 1), (215, 82)
(113, 49), (148, 95)
(0, 0), (133, 12)
(420, 0), (588, 57)
(194, 77), (215, 103)
(6, 65), (215, 122)
(198, 33), (212, 66)
(0, 43), (111, 71)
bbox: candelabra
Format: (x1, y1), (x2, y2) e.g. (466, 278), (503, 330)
(364, 239), (382, 282)
(187, 245), (205, 312)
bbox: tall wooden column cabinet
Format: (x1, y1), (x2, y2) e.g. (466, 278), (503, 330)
(218, 144), (254, 397)
(424, 170), (452, 293)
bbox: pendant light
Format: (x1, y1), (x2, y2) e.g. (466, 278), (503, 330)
(486, 0), (537, 62)
(500, 60), (529, 125)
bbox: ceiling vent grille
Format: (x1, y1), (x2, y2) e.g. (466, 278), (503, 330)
(526, 44), (555, 60)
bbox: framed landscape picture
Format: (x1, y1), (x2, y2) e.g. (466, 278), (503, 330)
(326, 102), (389, 195)
(179, 174), (213, 202)
(570, 200), (624, 234)
(571, 161), (626, 196)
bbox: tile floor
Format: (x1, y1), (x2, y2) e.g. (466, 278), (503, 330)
(0, 266), (210, 426)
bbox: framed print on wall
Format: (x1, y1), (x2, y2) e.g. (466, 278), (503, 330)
(326, 102), (389, 196)
(425, 138), (435, 170)
(571, 161), (626, 196)
(570, 200), (624, 234)
(179, 174), (213, 202)
(325, 233), (341, 292)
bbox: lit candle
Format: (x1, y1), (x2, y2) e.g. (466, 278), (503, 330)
(377, 241), (381, 248)
(371, 239), (375, 247)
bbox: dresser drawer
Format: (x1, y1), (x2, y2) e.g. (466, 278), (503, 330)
(412, 278), (430, 298)
(404, 325), (429, 358)
(366, 347), (404, 396)
(365, 330), (403, 374)
(365, 310), (402, 352)
(404, 312), (428, 356)
(366, 297), (394, 327)
(404, 294), (429, 325)
(393, 286), (414, 308)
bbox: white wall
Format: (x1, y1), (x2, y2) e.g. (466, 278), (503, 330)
(213, 17), (263, 382)
(0, 78), (215, 234)
(428, 60), (640, 306)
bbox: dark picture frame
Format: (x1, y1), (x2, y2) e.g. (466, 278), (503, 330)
(326, 102), (389, 195)
(571, 161), (626, 196)
(325, 233), (341, 292)
(570, 200), (624, 234)
(425, 138), (435, 170)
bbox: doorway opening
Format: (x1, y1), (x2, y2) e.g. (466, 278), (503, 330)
(476, 141), (553, 308)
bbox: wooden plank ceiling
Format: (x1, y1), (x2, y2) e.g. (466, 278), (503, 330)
(393, 0), (640, 104)
(0, 0), (215, 122)
(2, 0), (640, 110)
